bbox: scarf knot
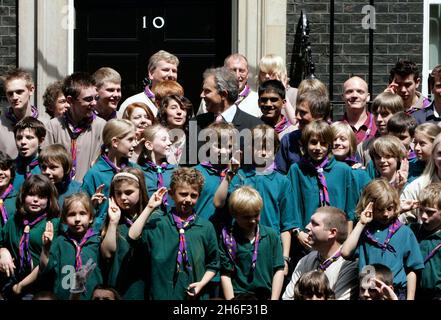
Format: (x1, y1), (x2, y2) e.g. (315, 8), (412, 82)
(66, 228), (96, 271)
(63, 112), (96, 180)
(172, 210), (196, 274)
(18, 213), (47, 273)
(222, 224), (260, 271)
(147, 161), (169, 205)
(301, 156), (330, 206)
(363, 219), (402, 255)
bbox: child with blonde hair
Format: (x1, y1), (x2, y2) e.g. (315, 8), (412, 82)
(408, 123), (441, 182)
(40, 192), (102, 300)
(214, 124), (296, 276)
(219, 186), (284, 300)
(341, 179), (424, 299)
(137, 124), (175, 205)
(82, 119), (138, 231)
(367, 135), (408, 192)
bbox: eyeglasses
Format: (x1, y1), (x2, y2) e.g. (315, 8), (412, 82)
(78, 95), (100, 103)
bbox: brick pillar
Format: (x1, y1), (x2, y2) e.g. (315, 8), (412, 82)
(0, 0), (17, 109)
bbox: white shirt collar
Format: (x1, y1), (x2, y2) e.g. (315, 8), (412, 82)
(221, 104), (237, 123)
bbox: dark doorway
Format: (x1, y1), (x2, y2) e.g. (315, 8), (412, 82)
(74, 0), (232, 112)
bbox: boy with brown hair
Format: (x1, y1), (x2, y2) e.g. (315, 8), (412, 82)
(0, 68), (39, 158)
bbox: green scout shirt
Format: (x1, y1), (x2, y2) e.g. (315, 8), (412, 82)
(13, 154), (41, 191)
(219, 223), (284, 298)
(141, 210), (219, 300)
(356, 222), (424, 288)
(104, 220), (148, 300)
(56, 180), (82, 209)
(139, 162), (176, 201)
(0, 188), (18, 229)
(193, 164), (231, 231)
(82, 156), (139, 232)
(228, 166), (299, 233)
(411, 224), (441, 295)
(288, 156), (358, 228)
(0, 214), (61, 280)
(42, 232), (103, 300)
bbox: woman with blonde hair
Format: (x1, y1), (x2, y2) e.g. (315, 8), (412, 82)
(257, 54), (298, 126)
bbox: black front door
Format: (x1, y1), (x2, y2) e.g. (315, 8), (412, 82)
(74, 0), (232, 112)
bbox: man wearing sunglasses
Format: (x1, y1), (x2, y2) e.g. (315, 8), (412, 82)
(44, 72), (106, 182)
(258, 79), (296, 139)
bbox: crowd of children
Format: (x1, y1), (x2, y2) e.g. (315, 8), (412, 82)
(0, 55), (441, 301)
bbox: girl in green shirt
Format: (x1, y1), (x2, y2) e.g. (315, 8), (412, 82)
(0, 174), (60, 299)
(101, 167), (150, 299)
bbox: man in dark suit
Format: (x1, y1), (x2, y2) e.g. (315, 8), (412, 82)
(196, 67), (262, 131)
(190, 67), (263, 164)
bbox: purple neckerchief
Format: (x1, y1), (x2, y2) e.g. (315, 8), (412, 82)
(274, 115), (291, 134)
(235, 85), (251, 105)
(363, 219), (402, 255)
(200, 161), (228, 181)
(5, 105), (39, 125)
(222, 224), (260, 271)
(63, 112), (96, 180)
(146, 161), (169, 205)
(318, 248), (342, 271)
(0, 184), (14, 224)
(301, 156), (331, 206)
(101, 153), (127, 174)
(406, 97), (432, 114)
(66, 228), (96, 271)
(26, 158), (39, 178)
(144, 86), (155, 100)
(424, 241), (441, 264)
(18, 213), (47, 273)
(172, 210), (196, 273)
(408, 150), (417, 161)
(342, 155), (359, 167)
(123, 216), (134, 227)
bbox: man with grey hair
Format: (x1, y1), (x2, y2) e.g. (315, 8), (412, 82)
(119, 50), (179, 116)
(197, 53), (261, 117)
(195, 66), (262, 132)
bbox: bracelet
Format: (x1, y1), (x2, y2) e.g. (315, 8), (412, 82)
(283, 256), (291, 263)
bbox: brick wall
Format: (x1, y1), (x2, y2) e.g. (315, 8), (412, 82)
(0, 0), (17, 108)
(286, 0), (424, 116)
